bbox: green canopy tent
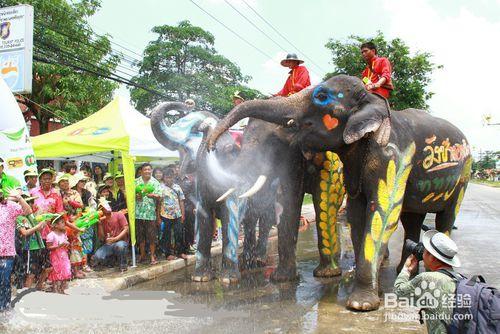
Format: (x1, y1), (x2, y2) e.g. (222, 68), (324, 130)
(31, 97), (178, 266)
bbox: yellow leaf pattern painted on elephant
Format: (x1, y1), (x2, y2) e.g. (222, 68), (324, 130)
(317, 151), (345, 270)
(454, 187), (465, 218)
(364, 233), (375, 262)
(370, 211), (383, 241)
(386, 160), (396, 194)
(364, 142), (416, 275)
(378, 180), (390, 212)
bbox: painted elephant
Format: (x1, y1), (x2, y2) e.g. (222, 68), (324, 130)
(151, 102), (346, 283)
(151, 103), (278, 283)
(207, 74), (472, 311)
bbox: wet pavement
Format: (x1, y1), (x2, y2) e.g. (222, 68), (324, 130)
(1, 183), (498, 334)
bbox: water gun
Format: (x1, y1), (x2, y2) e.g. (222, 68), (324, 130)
(75, 209), (103, 229)
(135, 183), (155, 195)
(35, 213), (60, 222)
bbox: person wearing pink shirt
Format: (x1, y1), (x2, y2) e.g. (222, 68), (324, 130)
(0, 190), (32, 311)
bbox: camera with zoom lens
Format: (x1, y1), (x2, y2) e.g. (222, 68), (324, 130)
(404, 239), (425, 261)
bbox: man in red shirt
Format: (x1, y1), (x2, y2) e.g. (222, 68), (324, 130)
(275, 53), (311, 97)
(360, 42), (393, 99)
(93, 199), (129, 272)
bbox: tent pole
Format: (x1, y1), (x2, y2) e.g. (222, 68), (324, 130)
(131, 244), (136, 268)
(121, 151), (137, 268)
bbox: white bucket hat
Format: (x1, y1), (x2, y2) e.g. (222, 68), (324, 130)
(422, 230), (461, 267)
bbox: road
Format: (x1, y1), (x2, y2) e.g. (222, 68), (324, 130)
(1, 183), (498, 334)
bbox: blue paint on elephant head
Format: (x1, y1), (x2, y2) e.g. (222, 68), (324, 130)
(225, 196), (247, 264)
(312, 85), (343, 107)
(161, 112), (207, 158)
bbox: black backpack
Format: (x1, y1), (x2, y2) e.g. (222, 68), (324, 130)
(439, 269), (500, 334)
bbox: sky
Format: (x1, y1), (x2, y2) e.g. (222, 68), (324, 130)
(88, 0), (500, 153)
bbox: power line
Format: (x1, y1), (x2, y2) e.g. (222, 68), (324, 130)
(36, 21), (141, 67)
(241, 0), (328, 74)
(222, 0), (285, 52)
(16, 93), (72, 125)
(33, 52), (168, 99)
(36, 39), (138, 81)
(187, 0), (274, 60)
(34, 1), (144, 63)
(222, 0), (323, 78)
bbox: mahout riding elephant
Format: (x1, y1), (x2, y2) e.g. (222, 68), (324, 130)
(207, 74), (472, 311)
(151, 102), (346, 283)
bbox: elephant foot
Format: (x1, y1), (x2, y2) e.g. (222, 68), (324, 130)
(191, 267), (214, 282)
(346, 286), (380, 311)
(270, 265), (299, 282)
(313, 263), (342, 278)
(219, 274), (240, 285)
(239, 256), (267, 271)
(220, 266), (240, 284)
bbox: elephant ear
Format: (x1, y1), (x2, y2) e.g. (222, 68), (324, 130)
(343, 102), (391, 146)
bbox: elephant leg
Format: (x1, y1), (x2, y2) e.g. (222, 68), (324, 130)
(255, 209), (274, 265)
(220, 197), (245, 284)
(346, 196), (382, 311)
(435, 210), (457, 236)
(192, 203), (214, 282)
(271, 186), (303, 282)
(435, 185), (466, 236)
(397, 212), (426, 273)
(347, 143), (414, 311)
(239, 214), (257, 271)
(313, 153), (344, 277)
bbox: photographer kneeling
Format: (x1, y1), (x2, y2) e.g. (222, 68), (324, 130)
(394, 230), (460, 334)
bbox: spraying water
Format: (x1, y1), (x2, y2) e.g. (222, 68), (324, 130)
(206, 151), (240, 185)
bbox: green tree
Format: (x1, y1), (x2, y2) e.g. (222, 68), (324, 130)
(0, 0), (118, 133)
(130, 20), (261, 116)
(324, 31), (440, 111)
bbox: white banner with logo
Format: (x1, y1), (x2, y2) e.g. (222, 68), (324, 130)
(0, 76), (37, 192)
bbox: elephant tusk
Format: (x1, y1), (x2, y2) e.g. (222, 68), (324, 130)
(216, 188), (235, 202)
(239, 175), (267, 198)
(286, 119), (295, 127)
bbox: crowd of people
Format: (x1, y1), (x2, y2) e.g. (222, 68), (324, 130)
(0, 159), (197, 310)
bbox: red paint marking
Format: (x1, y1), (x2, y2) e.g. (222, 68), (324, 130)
(322, 114), (339, 131)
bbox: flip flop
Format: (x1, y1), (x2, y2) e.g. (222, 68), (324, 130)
(150, 259), (158, 265)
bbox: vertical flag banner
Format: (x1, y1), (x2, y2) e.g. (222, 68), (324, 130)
(0, 76), (37, 192)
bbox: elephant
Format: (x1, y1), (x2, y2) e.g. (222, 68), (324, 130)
(151, 102), (346, 284)
(151, 103), (278, 283)
(207, 74), (472, 311)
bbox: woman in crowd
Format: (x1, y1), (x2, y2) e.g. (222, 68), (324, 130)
(0, 190), (32, 311)
(57, 174), (86, 279)
(153, 168), (163, 182)
(30, 168), (64, 290)
(72, 173), (96, 273)
(93, 165), (104, 185)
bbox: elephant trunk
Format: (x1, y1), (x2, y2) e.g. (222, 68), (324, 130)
(207, 92), (307, 150)
(150, 102), (189, 151)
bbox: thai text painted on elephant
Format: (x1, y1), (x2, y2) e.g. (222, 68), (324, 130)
(422, 136), (471, 172)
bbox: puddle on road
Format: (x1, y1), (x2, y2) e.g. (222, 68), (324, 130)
(1, 223), (423, 334)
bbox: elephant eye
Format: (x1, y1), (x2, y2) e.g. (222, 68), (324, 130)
(312, 86), (335, 107)
(316, 91), (328, 101)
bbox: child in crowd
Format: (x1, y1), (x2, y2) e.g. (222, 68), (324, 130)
(46, 215), (71, 294)
(15, 195), (51, 289)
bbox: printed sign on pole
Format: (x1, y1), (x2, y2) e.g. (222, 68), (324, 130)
(0, 4), (33, 94)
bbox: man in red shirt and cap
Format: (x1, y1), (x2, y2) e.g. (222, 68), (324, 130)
(275, 53), (311, 97)
(360, 42), (393, 99)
